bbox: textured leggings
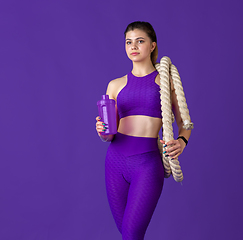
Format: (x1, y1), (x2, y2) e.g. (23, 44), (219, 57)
(105, 132), (164, 240)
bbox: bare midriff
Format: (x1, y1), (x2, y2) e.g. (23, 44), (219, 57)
(117, 115), (162, 138)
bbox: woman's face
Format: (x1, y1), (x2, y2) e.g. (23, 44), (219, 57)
(125, 29), (156, 63)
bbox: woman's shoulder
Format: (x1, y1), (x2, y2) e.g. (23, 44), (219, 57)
(109, 75), (127, 85)
(106, 75), (127, 100)
(107, 75), (127, 90)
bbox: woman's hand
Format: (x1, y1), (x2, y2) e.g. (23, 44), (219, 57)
(96, 116), (106, 136)
(96, 116), (114, 142)
(160, 139), (186, 159)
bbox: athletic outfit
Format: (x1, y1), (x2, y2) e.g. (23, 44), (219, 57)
(105, 70), (164, 240)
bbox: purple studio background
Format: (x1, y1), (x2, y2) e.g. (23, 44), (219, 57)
(0, 0), (242, 239)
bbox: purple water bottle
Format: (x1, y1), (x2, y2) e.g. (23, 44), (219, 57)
(97, 95), (117, 135)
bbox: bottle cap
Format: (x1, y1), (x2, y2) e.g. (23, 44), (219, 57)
(102, 95), (109, 100)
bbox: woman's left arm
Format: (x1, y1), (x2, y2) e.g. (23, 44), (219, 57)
(162, 75), (191, 159)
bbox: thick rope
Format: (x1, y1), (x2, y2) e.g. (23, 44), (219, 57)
(155, 56), (194, 182)
(170, 64), (194, 130)
(155, 59), (173, 179)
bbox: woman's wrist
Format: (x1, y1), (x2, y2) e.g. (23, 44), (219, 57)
(177, 136), (188, 146)
(99, 135), (109, 142)
(99, 134), (113, 142)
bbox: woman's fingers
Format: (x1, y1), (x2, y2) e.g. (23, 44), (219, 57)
(166, 144), (181, 153)
(96, 116), (107, 133)
(96, 122), (106, 132)
(164, 140), (183, 158)
(169, 149), (181, 158)
(166, 140), (178, 146)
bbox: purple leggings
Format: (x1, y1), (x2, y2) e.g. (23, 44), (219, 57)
(105, 132), (164, 240)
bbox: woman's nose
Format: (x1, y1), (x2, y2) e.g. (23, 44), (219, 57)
(131, 42), (137, 49)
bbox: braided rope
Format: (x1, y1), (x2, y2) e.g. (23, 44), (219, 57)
(170, 64), (194, 130)
(155, 56), (194, 182)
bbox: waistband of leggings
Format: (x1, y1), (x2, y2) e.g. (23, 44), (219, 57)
(110, 132), (159, 156)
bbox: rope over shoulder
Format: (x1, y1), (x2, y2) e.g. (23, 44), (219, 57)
(155, 56), (194, 182)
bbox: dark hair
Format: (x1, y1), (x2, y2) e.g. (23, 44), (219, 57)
(124, 21), (158, 65)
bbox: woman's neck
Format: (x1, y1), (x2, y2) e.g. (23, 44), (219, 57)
(131, 61), (156, 77)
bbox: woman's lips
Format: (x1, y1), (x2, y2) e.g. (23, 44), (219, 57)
(131, 52), (139, 56)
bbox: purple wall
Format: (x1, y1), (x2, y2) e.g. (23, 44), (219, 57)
(0, 0), (242, 239)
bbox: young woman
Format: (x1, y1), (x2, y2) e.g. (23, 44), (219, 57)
(96, 21), (191, 240)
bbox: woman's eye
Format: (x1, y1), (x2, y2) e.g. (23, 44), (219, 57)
(126, 41), (131, 45)
(138, 40), (144, 43)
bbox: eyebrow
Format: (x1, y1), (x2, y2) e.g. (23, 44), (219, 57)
(125, 37), (145, 41)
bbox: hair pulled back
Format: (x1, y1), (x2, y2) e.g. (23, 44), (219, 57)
(124, 21), (158, 65)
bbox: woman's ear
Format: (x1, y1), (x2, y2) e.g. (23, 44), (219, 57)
(151, 42), (156, 52)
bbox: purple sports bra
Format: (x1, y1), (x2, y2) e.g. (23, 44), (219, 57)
(117, 70), (162, 119)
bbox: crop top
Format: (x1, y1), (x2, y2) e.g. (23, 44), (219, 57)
(117, 70), (162, 119)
